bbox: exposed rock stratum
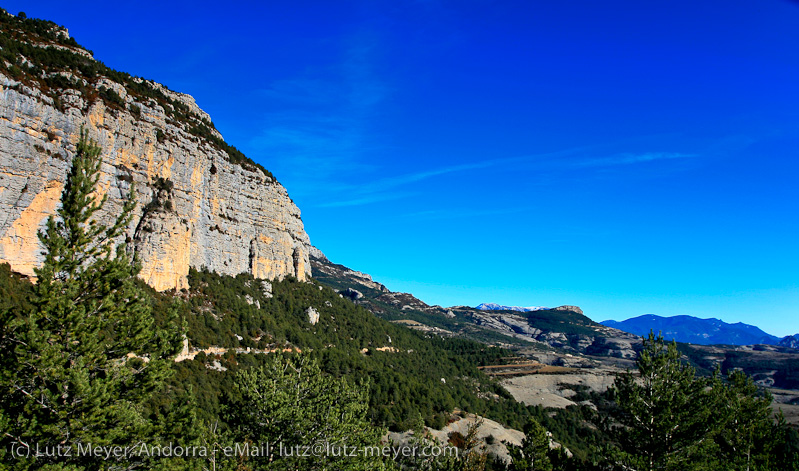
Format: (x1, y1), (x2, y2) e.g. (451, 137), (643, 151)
(0, 26), (312, 290)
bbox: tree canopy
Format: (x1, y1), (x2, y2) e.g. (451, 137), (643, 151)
(604, 331), (799, 471)
(0, 129), (186, 470)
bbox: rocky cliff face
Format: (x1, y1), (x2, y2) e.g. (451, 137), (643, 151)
(0, 17), (312, 290)
(779, 334), (799, 350)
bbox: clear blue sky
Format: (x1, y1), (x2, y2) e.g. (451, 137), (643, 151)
(6, 1), (798, 335)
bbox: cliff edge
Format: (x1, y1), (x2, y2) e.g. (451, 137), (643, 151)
(0, 12), (311, 290)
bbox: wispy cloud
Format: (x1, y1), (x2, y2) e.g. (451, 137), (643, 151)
(341, 40), (389, 110)
(247, 31), (389, 191)
(356, 149), (696, 192)
(255, 79), (341, 106)
(314, 157), (531, 207)
(316, 148), (701, 207)
(318, 191), (418, 208)
(314, 168), (473, 207)
(574, 152), (698, 168)
(249, 46), (704, 208)
(401, 206), (531, 221)
(358, 160), (500, 192)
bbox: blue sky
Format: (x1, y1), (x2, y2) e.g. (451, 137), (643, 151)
(6, 1), (798, 335)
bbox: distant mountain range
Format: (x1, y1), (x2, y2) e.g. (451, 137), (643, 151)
(602, 314), (798, 347)
(475, 303), (548, 312)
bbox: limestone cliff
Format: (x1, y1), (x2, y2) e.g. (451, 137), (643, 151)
(0, 13), (311, 290)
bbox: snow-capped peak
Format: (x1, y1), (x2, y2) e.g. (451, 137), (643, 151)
(475, 303), (548, 312)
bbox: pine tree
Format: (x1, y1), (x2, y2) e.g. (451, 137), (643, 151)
(609, 332), (713, 471)
(605, 332), (799, 471)
(764, 412), (799, 471)
(507, 418), (552, 471)
(1, 128), (184, 470)
(226, 351), (389, 471)
(0, 264), (34, 471)
(708, 370), (772, 470)
(389, 413), (486, 471)
(706, 369), (799, 471)
(435, 421), (488, 471)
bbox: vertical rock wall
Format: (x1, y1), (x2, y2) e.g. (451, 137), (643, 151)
(0, 72), (312, 290)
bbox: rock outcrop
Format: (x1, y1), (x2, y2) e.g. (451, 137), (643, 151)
(780, 334), (799, 350)
(0, 22), (312, 290)
(306, 306), (320, 325)
(339, 287), (364, 301)
(554, 305), (584, 315)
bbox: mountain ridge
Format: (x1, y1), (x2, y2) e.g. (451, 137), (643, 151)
(600, 314), (792, 347)
(476, 303), (549, 312)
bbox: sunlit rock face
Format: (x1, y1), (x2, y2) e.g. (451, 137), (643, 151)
(0, 70), (312, 290)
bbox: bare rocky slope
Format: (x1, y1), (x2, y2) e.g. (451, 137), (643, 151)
(0, 16), (312, 290)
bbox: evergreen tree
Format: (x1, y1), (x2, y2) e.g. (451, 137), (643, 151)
(604, 332), (799, 471)
(390, 414), (487, 471)
(609, 332), (713, 471)
(764, 412), (799, 471)
(507, 418), (552, 471)
(704, 369), (799, 471)
(436, 422), (488, 471)
(226, 351), (389, 471)
(709, 370), (775, 470)
(0, 264), (34, 471)
(1, 128), (184, 470)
